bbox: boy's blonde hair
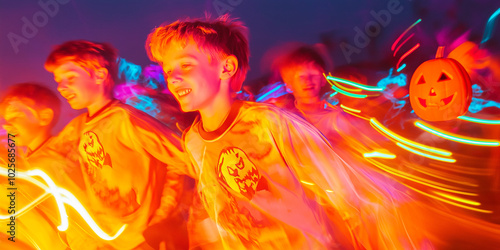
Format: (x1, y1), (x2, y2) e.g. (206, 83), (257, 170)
(45, 40), (118, 95)
(146, 15), (249, 92)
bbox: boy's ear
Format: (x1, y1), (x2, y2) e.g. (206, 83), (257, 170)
(38, 108), (54, 127)
(220, 55), (238, 81)
(94, 68), (109, 85)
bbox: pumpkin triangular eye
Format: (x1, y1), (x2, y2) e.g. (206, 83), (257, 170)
(438, 72), (451, 82)
(417, 75), (426, 84)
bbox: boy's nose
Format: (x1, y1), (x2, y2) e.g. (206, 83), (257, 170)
(303, 75), (314, 82)
(57, 82), (64, 89)
(167, 77), (180, 87)
(57, 87), (70, 97)
(57, 82), (68, 93)
(168, 70), (182, 85)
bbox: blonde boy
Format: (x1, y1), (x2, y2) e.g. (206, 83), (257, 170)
(45, 40), (188, 249)
(147, 16), (428, 249)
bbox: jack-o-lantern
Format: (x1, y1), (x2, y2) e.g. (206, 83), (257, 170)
(410, 47), (472, 121)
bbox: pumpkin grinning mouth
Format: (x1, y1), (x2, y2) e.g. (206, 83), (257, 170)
(417, 92), (455, 109)
(418, 97), (427, 108)
(441, 94), (454, 106)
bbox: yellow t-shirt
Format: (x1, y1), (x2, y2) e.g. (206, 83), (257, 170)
(49, 100), (188, 250)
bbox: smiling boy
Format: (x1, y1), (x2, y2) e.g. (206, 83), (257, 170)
(44, 40), (190, 249)
(146, 16), (429, 249)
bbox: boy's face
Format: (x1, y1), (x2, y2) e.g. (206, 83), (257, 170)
(160, 42), (224, 112)
(282, 62), (325, 100)
(53, 61), (101, 110)
(2, 98), (44, 147)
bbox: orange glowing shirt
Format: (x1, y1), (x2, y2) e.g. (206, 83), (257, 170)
(268, 97), (352, 146)
(290, 103), (346, 143)
(286, 101), (390, 157)
(49, 100), (188, 249)
(184, 101), (353, 249)
(184, 100), (428, 249)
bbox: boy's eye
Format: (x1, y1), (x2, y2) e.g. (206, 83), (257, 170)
(181, 64), (192, 69)
(312, 75), (321, 81)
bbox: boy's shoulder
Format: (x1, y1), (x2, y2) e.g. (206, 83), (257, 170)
(237, 100), (297, 117)
(109, 101), (152, 121)
(105, 101), (182, 135)
(62, 100), (179, 136)
(83, 100), (168, 126)
(184, 101), (306, 139)
(62, 100), (127, 124)
(240, 101), (310, 125)
(97, 100), (142, 120)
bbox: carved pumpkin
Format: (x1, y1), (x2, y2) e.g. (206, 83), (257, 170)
(410, 47), (472, 121)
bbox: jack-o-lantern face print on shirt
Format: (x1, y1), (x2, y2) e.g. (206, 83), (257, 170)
(410, 56), (472, 121)
(217, 147), (261, 200)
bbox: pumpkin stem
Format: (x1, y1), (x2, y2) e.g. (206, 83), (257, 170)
(435, 46), (445, 59)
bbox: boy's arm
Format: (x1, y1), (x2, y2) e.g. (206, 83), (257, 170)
(127, 113), (193, 177)
(149, 133), (198, 224)
(46, 118), (82, 164)
(269, 109), (426, 249)
(122, 112), (193, 223)
(149, 169), (184, 225)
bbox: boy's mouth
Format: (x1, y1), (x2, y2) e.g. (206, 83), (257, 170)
(177, 88), (192, 97)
